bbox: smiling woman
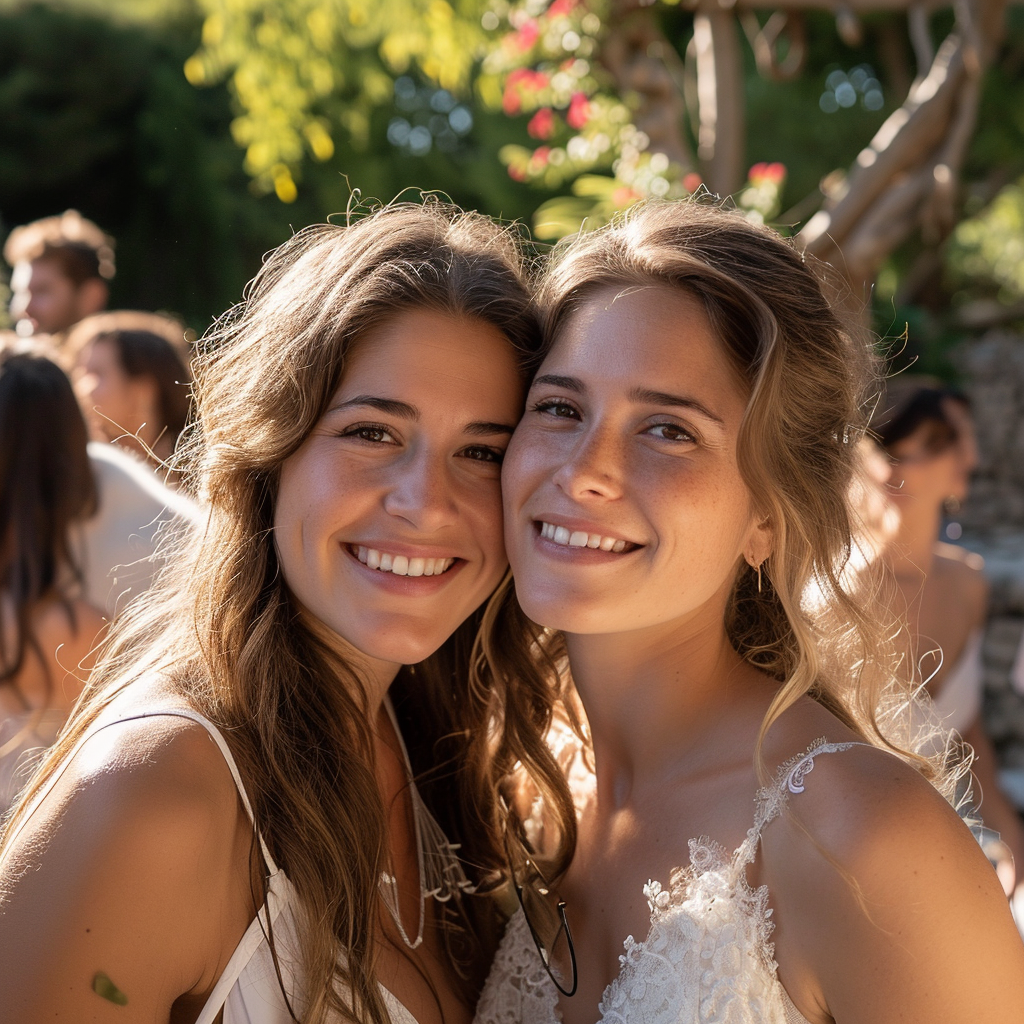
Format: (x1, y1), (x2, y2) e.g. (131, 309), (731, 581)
(0, 201), (567, 1024)
(475, 199), (1024, 1024)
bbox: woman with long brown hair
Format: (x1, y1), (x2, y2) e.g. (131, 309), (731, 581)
(473, 200), (1024, 1024)
(0, 202), (566, 1024)
(0, 341), (106, 812)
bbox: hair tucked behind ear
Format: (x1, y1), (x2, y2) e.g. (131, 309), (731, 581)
(477, 199), (959, 876)
(0, 200), (560, 1024)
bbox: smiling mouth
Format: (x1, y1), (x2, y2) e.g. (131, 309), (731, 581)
(536, 521), (638, 553)
(353, 545), (456, 577)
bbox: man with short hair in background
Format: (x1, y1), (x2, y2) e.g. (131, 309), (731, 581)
(4, 209), (114, 339)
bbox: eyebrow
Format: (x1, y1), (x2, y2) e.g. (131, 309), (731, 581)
(329, 395), (515, 436)
(530, 374), (724, 425)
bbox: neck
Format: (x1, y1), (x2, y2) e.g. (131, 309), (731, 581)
(564, 602), (767, 806)
(886, 500), (940, 581)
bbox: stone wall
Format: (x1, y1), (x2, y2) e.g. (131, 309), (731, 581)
(955, 331), (1024, 776)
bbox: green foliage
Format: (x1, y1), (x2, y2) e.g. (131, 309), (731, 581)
(187, 0), (492, 198)
(947, 177), (1024, 304)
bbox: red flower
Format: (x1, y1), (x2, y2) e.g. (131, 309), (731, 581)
(683, 172), (703, 193)
(530, 146), (552, 167)
(749, 161), (786, 184)
(503, 87), (522, 115)
(612, 187), (641, 207)
(548, 0), (578, 16)
(528, 107), (556, 139)
(515, 19), (539, 50)
(508, 164), (527, 181)
(566, 91), (590, 129)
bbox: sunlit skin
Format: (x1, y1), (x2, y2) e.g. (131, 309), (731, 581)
(275, 307), (523, 684)
(499, 285), (1024, 1024)
(9, 258), (106, 336)
(74, 338), (156, 448)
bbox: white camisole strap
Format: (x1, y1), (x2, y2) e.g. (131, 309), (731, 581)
(5, 705), (294, 1024)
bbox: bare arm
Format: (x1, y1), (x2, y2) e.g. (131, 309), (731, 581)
(0, 716), (254, 1022)
(768, 746), (1024, 1024)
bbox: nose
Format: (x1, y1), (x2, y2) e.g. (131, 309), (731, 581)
(551, 422), (624, 501)
(382, 447), (461, 532)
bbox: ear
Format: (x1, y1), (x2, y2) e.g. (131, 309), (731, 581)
(75, 278), (108, 319)
(744, 514), (773, 571)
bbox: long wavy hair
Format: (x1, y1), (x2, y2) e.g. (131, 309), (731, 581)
(476, 199), (954, 877)
(0, 201), (559, 1023)
(0, 342), (97, 701)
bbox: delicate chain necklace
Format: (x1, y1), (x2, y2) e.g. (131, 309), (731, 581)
(378, 699), (475, 950)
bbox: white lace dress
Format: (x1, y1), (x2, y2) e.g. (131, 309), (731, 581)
(474, 740), (861, 1024)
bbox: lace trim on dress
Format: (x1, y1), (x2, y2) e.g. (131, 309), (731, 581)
(475, 737), (864, 1024)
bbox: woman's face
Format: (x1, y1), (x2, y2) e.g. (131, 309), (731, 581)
(274, 308), (523, 668)
(502, 284), (769, 638)
(74, 337), (152, 443)
(886, 401), (976, 512)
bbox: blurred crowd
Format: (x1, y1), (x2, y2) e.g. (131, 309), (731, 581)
(0, 209), (198, 810)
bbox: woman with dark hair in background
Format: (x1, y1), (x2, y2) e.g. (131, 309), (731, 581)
(873, 378), (1024, 900)
(69, 310), (192, 470)
(0, 339), (106, 812)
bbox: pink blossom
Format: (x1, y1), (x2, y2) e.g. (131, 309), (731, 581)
(528, 108), (556, 139)
(566, 91), (590, 129)
(515, 19), (540, 50)
(683, 172), (703, 193)
(530, 146), (552, 168)
(547, 0), (578, 17)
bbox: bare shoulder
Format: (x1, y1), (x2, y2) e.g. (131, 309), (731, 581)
(0, 710), (252, 1020)
(762, 742), (1024, 1023)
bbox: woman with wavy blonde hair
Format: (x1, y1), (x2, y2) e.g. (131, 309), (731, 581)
(472, 199), (1024, 1024)
(0, 201), (567, 1024)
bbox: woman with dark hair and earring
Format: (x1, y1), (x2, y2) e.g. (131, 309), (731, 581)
(472, 201), (1024, 1024)
(0, 340), (106, 812)
(872, 378), (1024, 900)
(0, 202), (570, 1024)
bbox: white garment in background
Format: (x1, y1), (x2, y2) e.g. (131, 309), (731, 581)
(72, 443), (199, 617)
(931, 628), (985, 735)
(4, 705), (418, 1024)
(473, 741), (871, 1024)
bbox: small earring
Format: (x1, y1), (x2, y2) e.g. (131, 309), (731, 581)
(943, 495), (962, 516)
(757, 562), (762, 594)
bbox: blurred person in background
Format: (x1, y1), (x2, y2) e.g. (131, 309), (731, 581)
(67, 310), (193, 472)
(0, 339), (106, 812)
(874, 378), (1024, 898)
(3, 209), (114, 340)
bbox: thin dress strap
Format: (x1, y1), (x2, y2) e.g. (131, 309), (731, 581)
(735, 737), (868, 867)
(5, 706), (280, 876)
(4, 706), (292, 1024)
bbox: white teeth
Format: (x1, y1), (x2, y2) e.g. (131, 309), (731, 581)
(355, 546), (454, 577)
(538, 522), (632, 554)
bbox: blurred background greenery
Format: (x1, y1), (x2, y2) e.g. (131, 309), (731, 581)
(1, 0), (1021, 366)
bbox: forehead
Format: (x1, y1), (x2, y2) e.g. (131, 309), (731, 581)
(545, 284), (746, 402)
(337, 307), (524, 410)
